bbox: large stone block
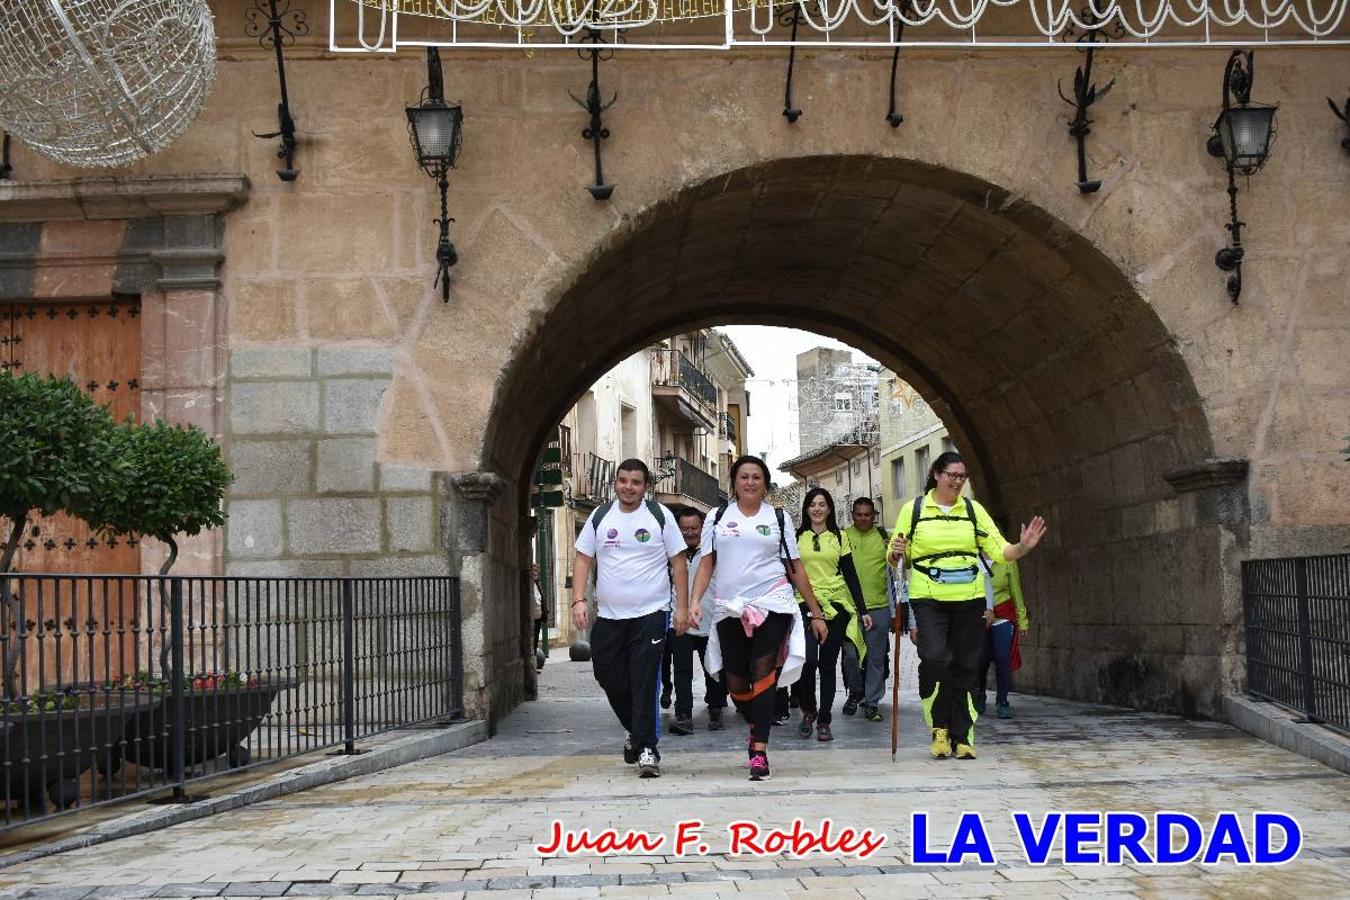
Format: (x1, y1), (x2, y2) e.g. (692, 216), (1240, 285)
(316, 437), (378, 493)
(225, 559), (346, 578)
(317, 346), (396, 377)
(387, 496), (435, 553)
(230, 381), (321, 435)
(323, 378), (389, 434)
(231, 347), (312, 380)
(287, 498), (383, 554)
(226, 499), (284, 558)
(229, 280), (297, 341)
(304, 278), (398, 341)
(380, 463), (434, 492)
(229, 439), (312, 495)
(350, 554), (450, 577)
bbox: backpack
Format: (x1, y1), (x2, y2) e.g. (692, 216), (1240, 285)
(710, 502), (796, 576)
(589, 499), (673, 582)
(903, 495), (993, 577)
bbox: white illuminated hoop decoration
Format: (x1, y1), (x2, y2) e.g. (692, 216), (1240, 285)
(332, 0), (1350, 51)
(0, 0), (217, 168)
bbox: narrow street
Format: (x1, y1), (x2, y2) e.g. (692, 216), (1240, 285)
(2, 657), (1347, 899)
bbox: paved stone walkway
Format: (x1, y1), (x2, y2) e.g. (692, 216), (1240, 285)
(2, 656), (1349, 900)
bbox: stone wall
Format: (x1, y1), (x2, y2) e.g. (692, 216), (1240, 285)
(224, 345), (448, 578)
(3, 2), (1347, 724)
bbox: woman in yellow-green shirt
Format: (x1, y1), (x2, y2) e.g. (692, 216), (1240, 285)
(793, 488), (870, 742)
(888, 451), (1046, 760)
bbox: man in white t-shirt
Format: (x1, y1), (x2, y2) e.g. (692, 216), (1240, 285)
(572, 459), (690, 778)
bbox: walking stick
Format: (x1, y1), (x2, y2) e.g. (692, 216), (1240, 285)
(891, 614), (901, 761)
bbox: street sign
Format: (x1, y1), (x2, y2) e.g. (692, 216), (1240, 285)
(536, 490), (564, 508)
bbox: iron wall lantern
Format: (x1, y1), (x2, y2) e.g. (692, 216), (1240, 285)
(0, 130), (11, 180)
(406, 48), (464, 303)
(1206, 50), (1276, 304)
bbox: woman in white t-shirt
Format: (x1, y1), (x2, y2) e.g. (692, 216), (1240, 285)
(692, 456), (830, 782)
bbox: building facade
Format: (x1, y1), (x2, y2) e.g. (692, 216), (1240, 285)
(1, 4), (1347, 725)
(535, 329), (750, 651)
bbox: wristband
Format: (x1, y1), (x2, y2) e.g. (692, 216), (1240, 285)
(571, 599), (586, 607)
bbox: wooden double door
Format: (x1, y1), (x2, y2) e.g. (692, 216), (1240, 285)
(1, 298), (142, 575)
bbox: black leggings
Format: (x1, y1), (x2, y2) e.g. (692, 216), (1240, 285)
(794, 605), (850, 725)
(716, 612), (794, 746)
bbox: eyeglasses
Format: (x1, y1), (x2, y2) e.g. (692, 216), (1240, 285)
(941, 471), (969, 482)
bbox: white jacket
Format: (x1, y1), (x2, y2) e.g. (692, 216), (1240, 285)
(703, 583), (806, 690)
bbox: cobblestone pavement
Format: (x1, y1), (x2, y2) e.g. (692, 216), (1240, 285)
(3, 653), (1349, 900)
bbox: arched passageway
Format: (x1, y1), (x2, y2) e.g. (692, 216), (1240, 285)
(483, 155), (1234, 718)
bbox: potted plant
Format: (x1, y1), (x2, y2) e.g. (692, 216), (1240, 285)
(0, 372), (148, 813)
(89, 422), (288, 777)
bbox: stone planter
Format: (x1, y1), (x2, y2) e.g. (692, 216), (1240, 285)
(2, 695), (156, 815)
(100, 678), (298, 777)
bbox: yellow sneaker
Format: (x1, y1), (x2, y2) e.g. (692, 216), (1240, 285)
(930, 728), (952, 758)
(955, 743), (976, 759)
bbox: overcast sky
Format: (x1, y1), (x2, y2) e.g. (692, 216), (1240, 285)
(718, 326), (878, 473)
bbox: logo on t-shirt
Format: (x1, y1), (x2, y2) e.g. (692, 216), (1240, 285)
(756, 524), (772, 536)
(634, 528), (652, 543)
(606, 528), (618, 539)
(724, 521), (740, 537)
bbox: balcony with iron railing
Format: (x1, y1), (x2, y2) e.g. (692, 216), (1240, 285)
(651, 456), (721, 512)
(651, 349), (717, 431)
(571, 451), (616, 505)
(718, 411), (737, 444)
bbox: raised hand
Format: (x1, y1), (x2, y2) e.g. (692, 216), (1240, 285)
(1019, 516), (1047, 553)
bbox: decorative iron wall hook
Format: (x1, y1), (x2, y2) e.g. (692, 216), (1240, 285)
(0, 130), (11, 180)
(1056, 8), (1118, 193)
(569, 28), (617, 201)
(780, 2), (807, 123)
(245, 0), (307, 182)
(1327, 93), (1350, 152)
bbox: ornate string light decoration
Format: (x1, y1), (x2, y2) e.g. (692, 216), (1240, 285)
(0, 0), (217, 168)
(342, 0), (1350, 49)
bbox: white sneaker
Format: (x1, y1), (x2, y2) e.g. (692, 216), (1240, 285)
(637, 747), (661, 778)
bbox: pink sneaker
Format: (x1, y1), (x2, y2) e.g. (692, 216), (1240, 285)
(748, 752), (771, 781)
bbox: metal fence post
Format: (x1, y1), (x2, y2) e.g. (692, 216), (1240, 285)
(450, 577), (464, 720)
(1294, 558), (1320, 723)
(342, 579), (356, 755)
(169, 577), (187, 802)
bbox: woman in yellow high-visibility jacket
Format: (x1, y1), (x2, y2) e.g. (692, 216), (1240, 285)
(888, 451), (1046, 760)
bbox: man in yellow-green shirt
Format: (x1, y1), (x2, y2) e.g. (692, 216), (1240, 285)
(842, 497), (895, 723)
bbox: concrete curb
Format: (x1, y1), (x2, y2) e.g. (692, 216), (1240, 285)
(1224, 694), (1350, 775)
(0, 720), (487, 870)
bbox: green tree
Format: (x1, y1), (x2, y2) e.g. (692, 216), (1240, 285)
(0, 371), (121, 695)
(90, 420), (233, 575)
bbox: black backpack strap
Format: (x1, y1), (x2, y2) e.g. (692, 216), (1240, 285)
(877, 525), (889, 542)
(906, 495), (924, 544)
(775, 507), (795, 574)
(708, 502), (728, 553)
(592, 500), (613, 535)
(644, 499), (666, 530)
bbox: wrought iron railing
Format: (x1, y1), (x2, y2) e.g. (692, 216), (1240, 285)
(651, 349), (717, 410)
(0, 573), (462, 831)
(652, 457), (721, 509)
(572, 452), (616, 501)
(1243, 553), (1350, 735)
(718, 411), (737, 443)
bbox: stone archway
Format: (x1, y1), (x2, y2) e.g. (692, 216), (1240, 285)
(470, 154), (1243, 723)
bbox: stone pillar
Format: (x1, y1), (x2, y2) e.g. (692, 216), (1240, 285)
(1164, 458), (1251, 705)
(448, 471), (519, 725)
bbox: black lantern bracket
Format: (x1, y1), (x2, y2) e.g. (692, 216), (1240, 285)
(407, 48), (465, 303)
(1206, 50), (1277, 305)
(1056, 8), (1120, 193)
(0, 130), (11, 181)
(246, 0), (307, 182)
(780, 2), (816, 123)
(884, 3), (916, 128)
(570, 28), (618, 201)
(1327, 93), (1350, 152)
